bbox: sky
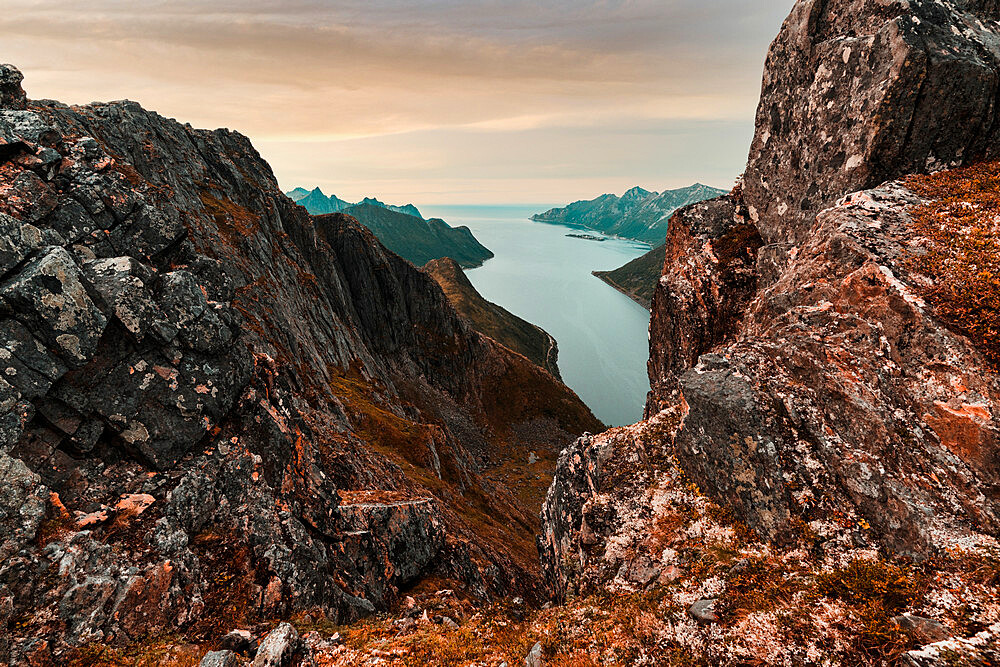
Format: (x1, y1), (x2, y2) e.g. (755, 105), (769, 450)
(3, 1), (792, 205)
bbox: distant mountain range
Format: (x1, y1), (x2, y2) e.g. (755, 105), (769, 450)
(290, 187), (423, 219)
(531, 184), (726, 244)
(288, 188), (492, 268)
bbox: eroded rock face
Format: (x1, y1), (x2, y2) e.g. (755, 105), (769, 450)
(647, 183), (1000, 557)
(0, 64), (600, 661)
(744, 0), (1000, 245)
(633, 0), (1000, 563)
(645, 194), (762, 413)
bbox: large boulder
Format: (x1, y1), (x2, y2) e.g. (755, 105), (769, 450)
(744, 0), (1000, 245)
(0, 65), (26, 111)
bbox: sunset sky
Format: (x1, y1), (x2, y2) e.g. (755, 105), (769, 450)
(4, 1), (791, 205)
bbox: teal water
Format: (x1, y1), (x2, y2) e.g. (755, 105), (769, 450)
(422, 204), (652, 427)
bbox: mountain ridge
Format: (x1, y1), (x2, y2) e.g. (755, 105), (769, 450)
(289, 188), (492, 268)
(531, 183), (726, 244)
(291, 187), (423, 219)
(339, 202), (493, 269)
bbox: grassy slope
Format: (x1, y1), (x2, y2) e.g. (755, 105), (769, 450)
(424, 257), (562, 379)
(593, 243), (665, 309)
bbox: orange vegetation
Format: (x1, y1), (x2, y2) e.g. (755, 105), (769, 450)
(199, 190), (261, 244)
(905, 161), (1000, 365)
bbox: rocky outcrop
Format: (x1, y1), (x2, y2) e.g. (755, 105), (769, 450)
(636, 0), (1000, 555)
(0, 64), (26, 111)
(541, 0), (1000, 662)
(672, 183), (1000, 553)
(645, 194), (762, 411)
(539, 413), (1000, 665)
(744, 0), (1000, 245)
(0, 64), (601, 661)
(905, 622), (1000, 666)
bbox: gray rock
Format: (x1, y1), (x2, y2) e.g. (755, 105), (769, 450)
(525, 641), (543, 667)
(905, 621), (1000, 666)
(200, 650), (239, 667)
(218, 629), (254, 655)
(0, 319), (67, 399)
(0, 64), (27, 110)
(0, 246), (107, 367)
(0, 450), (46, 560)
(893, 614), (951, 643)
(0, 212), (42, 278)
(688, 599), (719, 624)
(252, 623), (299, 667)
(59, 575), (117, 645)
(624, 557), (661, 588)
(82, 256), (163, 342)
(744, 0), (1000, 246)
(0, 110), (60, 150)
(663, 184), (1000, 553)
(338, 498), (446, 603)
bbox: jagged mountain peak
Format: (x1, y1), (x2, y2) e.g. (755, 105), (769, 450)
(622, 185), (653, 200)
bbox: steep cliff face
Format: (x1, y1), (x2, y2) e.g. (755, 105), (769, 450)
(640, 1), (1000, 551)
(543, 176), (1000, 663)
(0, 65), (600, 663)
(542, 0), (1000, 663)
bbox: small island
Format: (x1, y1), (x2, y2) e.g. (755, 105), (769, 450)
(566, 233), (607, 242)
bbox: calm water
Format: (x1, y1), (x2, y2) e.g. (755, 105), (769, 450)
(422, 204), (652, 427)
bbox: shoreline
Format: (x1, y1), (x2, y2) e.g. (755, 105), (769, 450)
(592, 271), (652, 310)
